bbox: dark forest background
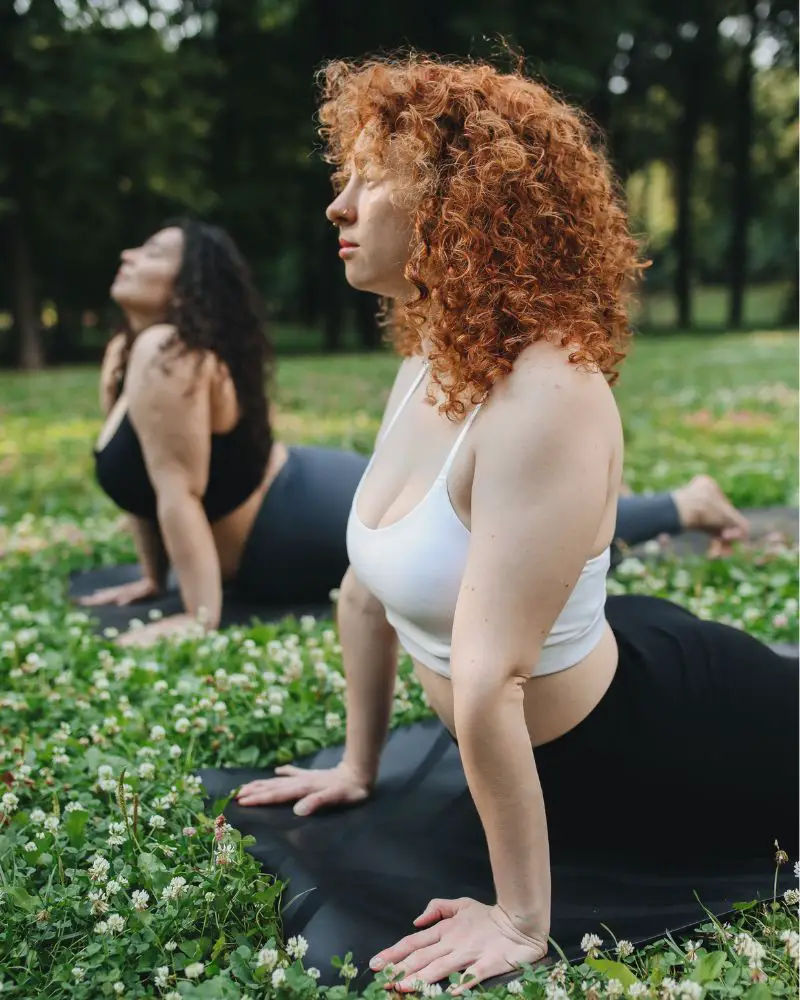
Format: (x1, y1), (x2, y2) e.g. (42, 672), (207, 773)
(2, 0), (797, 367)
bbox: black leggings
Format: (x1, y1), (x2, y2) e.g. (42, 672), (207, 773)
(234, 452), (688, 605)
(234, 446), (369, 604)
(534, 595), (798, 862)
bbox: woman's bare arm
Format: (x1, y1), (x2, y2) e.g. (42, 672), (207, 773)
(451, 357), (617, 937)
(125, 326), (222, 628)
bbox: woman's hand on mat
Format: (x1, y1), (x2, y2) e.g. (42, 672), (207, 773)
(79, 577), (162, 607)
(116, 613), (200, 647)
(235, 762), (371, 815)
(370, 897), (548, 994)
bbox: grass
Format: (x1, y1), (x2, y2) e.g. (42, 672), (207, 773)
(0, 332), (797, 998)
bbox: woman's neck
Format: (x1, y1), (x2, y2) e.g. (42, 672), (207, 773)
(123, 309), (167, 337)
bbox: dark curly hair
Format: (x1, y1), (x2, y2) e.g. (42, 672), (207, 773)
(318, 53), (648, 419)
(112, 218), (274, 476)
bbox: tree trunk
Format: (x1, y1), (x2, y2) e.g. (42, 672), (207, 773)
(9, 211), (44, 370)
(673, 99), (699, 330)
(673, 12), (718, 331)
(728, 0), (757, 330)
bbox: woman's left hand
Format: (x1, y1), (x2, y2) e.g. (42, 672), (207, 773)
(116, 614), (201, 648)
(369, 897), (548, 994)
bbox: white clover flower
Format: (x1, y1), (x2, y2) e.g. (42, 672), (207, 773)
(286, 935), (308, 960)
(733, 932), (765, 969)
(606, 980), (624, 998)
(184, 962), (204, 980)
(325, 712), (341, 730)
(257, 947), (279, 970)
(153, 680), (169, 694)
(105, 913), (126, 934)
(271, 968), (287, 987)
(340, 962), (358, 980)
(161, 877), (188, 901)
(616, 940), (634, 958)
(307, 968), (321, 980)
(95, 920), (109, 934)
(204, 890), (214, 901)
(683, 940), (702, 961)
(88, 855), (111, 883)
(658, 978), (678, 999)
(72, 967), (86, 982)
(780, 929), (799, 965)
(174, 717), (191, 734)
(169, 744), (182, 758)
(1, 792), (20, 814)
(98, 778), (117, 794)
(215, 842), (236, 865)
(107, 879), (123, 895)
(677, 982), (702, 1000)
(148, 814), (166, 830)
(581, 933), (603, 957)
(131, 889), (149, 911)
(29, 808), (46, 825)
(164, 940), (178, 952)
(628, 985), (649, 998)
(506, 982), (524, 996)
(784, 888), (800, 906)
(113, 983), (125, 995)
(794, 860), (799, 879)
(107, 820), (127, 843)
(89, 892), (109, 916)
(422, 985), (443, 998)
(137, 762), (156, 780)
(149, 725), (166, 742)
(544, 985), (568, 1000)
(43, 815), (59, 834)
(23, 841), (37, 853)
(154, 967), (170, 989)
(164, 994), (181, 1000)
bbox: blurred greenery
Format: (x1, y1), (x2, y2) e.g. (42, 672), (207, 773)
(1, 0), (797, 367)
(0, 331), (796, 528)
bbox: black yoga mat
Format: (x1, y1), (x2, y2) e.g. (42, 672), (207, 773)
(199, 719), (795, 989)
(68, 565), (799, 662)
(68, 564), (333, 630)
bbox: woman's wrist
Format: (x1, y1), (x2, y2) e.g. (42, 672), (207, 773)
(493, 900), (550, 941)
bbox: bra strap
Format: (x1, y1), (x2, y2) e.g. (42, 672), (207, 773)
(439, 402), (483, 480)
(376, 360), (429, 446)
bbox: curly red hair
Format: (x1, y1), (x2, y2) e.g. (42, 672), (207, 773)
(318, 53), (647, 419)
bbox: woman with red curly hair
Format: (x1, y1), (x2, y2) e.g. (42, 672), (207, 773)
(235, 55), (797, 989)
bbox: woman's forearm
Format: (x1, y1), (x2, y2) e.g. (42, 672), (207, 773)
(129, 516), (169, 587)
(336, 572), (399, 787)
(157, 495), (222, 629)
(454, 679), (551, 936)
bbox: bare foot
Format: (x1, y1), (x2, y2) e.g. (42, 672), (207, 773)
(672, 475), (750, 546)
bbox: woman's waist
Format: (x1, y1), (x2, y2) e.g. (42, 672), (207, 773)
(212, 442), (290, 578)
(412, 622), (619, 746)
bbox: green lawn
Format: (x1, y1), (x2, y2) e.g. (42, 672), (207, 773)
(0, 332), (797, 999)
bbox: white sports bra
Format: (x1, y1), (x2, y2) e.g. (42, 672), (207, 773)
(346, 361), (610, 678)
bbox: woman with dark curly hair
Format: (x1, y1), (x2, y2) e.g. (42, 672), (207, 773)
(233, 56), (798, 988)
(82, 219), (367, 645)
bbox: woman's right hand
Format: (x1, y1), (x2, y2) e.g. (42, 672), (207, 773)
(235, 762), (372, 816)
(78, 577), (162, 607)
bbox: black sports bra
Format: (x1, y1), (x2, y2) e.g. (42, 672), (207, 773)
(94, 411), (266, 522)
